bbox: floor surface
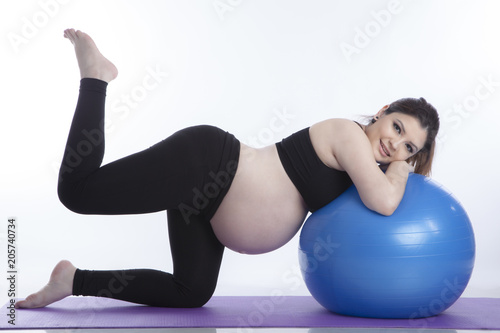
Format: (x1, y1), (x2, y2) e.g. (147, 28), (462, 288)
(1, 329), (500, 333)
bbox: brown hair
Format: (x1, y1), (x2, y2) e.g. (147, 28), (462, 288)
(380, 97), (440, 176)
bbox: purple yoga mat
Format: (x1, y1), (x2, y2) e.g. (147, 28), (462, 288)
(1, 296), (499, 330)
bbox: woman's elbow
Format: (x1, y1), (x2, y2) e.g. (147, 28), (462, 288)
(365, 197), (399, 216)
(377, 203), (397, 216)
(358, 182), (405, 216)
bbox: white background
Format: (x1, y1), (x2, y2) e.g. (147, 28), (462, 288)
(1, 0), (499, 305)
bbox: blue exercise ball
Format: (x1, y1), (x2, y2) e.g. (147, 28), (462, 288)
(299, 173), (475, 319)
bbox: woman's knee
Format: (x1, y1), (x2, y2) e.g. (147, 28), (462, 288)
(181, 292), (213, 308)
(57, 183), (87, 214)
(171, 278), (217, 308)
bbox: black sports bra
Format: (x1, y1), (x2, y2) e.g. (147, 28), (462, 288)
(275, 127), (353, 212)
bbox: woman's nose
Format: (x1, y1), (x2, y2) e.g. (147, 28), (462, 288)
(390, 139), (402, 152)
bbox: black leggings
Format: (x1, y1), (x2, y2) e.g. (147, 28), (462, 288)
(59, 78), (240, 307)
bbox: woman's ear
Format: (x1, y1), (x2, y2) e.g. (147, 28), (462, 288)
(380, 105), (390, 114)
(374, 105), (390, 119)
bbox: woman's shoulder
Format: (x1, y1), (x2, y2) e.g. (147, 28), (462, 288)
(310, 118), (365, 140)
(309, 118), (367, 170)
(311, 117), (363, 128)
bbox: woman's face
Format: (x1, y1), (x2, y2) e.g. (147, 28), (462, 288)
(365, 108), (428, 165)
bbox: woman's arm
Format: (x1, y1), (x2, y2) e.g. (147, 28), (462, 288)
(378, 160), (413, 214)
(315, 119), (412, 216)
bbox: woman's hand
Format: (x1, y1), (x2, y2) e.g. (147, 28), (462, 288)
(380, 161), (414, 174)
(389, 160), (414, 174)
(384, 160), (412, 189)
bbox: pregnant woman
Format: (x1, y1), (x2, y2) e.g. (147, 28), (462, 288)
(16, 29), (439, 309)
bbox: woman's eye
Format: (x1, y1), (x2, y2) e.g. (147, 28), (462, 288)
(393, 123), (401, 134)
(406, 144), (414, 154)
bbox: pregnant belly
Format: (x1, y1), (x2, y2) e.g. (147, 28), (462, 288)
(210, 144), (308, 254)
(211, 200), (307, 254)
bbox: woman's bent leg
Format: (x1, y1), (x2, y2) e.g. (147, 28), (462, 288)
(55, 79), (234, 308)
(73, 209), (225, 307)
(18, 29), (233, 309)
(58, 78), (200, 215)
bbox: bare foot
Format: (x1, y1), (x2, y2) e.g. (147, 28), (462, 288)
(64, 28), (118, 83)
(15, 260), (77, 309)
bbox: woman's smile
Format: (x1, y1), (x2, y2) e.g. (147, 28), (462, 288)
(380, 140), (391, 157)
